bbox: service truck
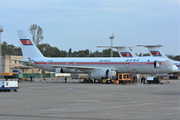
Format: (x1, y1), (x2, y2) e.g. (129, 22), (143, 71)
(147, 77), (161, 84)
(0, 81), (19, 92)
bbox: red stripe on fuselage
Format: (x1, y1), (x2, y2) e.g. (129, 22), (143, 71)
(34, 62), (159, 65)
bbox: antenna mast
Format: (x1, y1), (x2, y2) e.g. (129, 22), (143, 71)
(110, 33), (114, 57)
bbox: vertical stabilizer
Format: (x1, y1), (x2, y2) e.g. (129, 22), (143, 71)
(17, 30), (44, 59)
(136, 44), (168, 58)
(97, 46), (137, 57)
(115, 46), (137, 57)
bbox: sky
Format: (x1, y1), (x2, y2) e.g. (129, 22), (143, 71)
(0, 0), (179, 56)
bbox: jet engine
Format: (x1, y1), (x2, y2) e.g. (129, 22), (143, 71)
(91, 69), (116, 80)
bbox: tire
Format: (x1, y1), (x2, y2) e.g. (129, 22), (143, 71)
(14, 89), (18, 92)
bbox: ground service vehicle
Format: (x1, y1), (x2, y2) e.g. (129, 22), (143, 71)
(147, 77), (161, 84)
(103, 78), (111, 84)
(118, 73), (132, 84)
(0, 81), (19, 92)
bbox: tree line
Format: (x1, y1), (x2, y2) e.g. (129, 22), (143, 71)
(1, 41), (180, 61)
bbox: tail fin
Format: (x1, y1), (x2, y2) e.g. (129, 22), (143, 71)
(17, 30), (44, 59)
(115, 46), (137, 57)
(97, 46), (137, 57)
(136, 44), (168, 58)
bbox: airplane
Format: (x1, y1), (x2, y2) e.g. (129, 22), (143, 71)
(136, 44), (180, 79)
(136, 44), (180, 70)
(97, 46), (137, 57)
(16, 30), (178, 81)
(99, 45), (180, 71)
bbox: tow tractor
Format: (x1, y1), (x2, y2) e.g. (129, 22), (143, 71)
(102, 78), (111, 84)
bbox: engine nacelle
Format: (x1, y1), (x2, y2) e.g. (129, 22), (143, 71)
(91, 69), (116, 80)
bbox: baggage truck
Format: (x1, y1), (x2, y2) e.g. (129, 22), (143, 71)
(0, 81), (19, 92)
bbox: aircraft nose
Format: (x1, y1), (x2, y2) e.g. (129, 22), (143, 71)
(172, 65), (178, 72)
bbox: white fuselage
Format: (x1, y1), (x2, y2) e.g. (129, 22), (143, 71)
(22, 57), (176, 74)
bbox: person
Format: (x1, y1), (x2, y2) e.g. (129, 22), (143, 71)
(30, 76), (33, 82)
(65, 77), (67, 83)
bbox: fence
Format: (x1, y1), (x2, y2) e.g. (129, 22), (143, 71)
(13, 73), (55, 79)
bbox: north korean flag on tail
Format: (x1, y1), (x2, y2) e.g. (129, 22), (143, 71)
(150, 51), (162, 56)
(20, 39), (33, 45)
(120, 52), (133, 57)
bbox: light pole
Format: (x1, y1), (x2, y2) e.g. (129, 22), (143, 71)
(110, 33), (114, 57)
(0, 25), (3, 75)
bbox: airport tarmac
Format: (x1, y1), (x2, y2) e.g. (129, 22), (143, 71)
(0, 79), (179, 120)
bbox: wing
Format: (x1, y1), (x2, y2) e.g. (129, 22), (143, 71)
(52, 65), (116, 72)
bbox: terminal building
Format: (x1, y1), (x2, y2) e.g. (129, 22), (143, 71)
(1, 55), (43, 74)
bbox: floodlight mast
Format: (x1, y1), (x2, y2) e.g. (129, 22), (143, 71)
(110, 33), (114, 57)
(0, 25), (3, 76)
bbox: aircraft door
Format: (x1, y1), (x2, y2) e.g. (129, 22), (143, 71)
(154, 60), (159, 68)
(125, 60), (129, 68)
